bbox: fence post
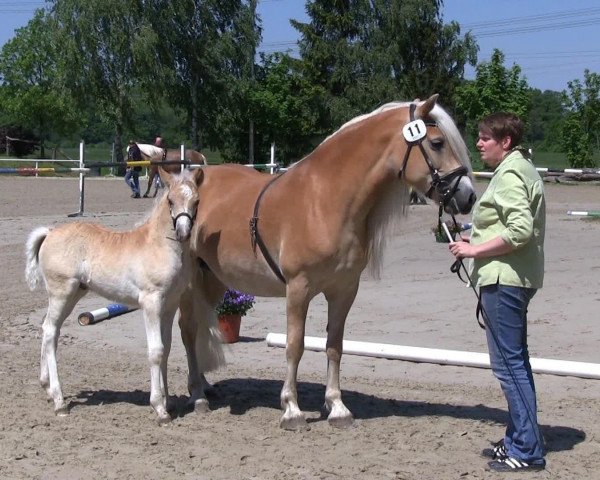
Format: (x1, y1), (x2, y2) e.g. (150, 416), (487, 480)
(180, 144), (185, 172)
(68, 140), (85, 217)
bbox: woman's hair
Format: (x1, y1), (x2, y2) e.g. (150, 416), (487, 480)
(478, 112), (524, 149)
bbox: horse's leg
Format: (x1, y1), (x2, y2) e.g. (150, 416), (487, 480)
(280, 281), (311, 430)
(322, 280), (360, 428)
(140, 295), (172, 424)
(178, 268), (226, 413)
(143, 169), (154, 197)
(40, 281), (86, 416)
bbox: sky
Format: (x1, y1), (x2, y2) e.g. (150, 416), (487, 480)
(1, 0), (599, 93)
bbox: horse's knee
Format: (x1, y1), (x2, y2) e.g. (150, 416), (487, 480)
(147, 347), (164, 365)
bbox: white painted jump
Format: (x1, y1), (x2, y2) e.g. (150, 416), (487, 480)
(266, 333), (600, 380)
(474, 167), (600, 179)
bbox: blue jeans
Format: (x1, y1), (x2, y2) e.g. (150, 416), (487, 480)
(480, 284), (545, 464)
(124, 169), (140, 195)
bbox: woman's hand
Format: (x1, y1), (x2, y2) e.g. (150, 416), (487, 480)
(448, 240), (477, 259)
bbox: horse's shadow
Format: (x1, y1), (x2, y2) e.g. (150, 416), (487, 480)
(72, 378), (585, 455)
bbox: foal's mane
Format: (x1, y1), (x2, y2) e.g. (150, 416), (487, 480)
(134, 169), (196, 228)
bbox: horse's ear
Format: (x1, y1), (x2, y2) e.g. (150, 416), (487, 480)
(415, 94), (439, 118)
(192, 167), (204, 186)
(159, 166), (173, 188)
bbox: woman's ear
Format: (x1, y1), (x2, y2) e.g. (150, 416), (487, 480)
(501, 136), (513, 151)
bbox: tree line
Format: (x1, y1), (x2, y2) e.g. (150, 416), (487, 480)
(0, 0), (598, 168)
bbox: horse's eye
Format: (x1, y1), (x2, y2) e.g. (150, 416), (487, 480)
(430, 138), (444, 151)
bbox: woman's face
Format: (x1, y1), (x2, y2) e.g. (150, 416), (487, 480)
(476, 130), (511, 168)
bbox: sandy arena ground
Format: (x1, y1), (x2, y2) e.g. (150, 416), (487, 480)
(0, 174), (599, 480)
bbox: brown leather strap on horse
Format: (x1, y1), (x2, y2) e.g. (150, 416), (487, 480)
(249, 172), (287, 283)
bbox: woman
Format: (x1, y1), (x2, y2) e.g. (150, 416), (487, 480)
(449, 112), (546, 472)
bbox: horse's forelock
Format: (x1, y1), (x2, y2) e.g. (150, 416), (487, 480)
(429, 104), (473, 175)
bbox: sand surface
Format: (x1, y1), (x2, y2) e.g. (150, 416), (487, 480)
(1, 175), (599, 479)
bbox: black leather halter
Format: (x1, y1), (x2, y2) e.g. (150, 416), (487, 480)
(399, 103), (468, 207)
(249, 172), (287, 283)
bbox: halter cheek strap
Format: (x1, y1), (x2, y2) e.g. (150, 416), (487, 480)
(399, 103), (468, 205)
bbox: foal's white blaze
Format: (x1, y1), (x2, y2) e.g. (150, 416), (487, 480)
(173, 184), (196, 241)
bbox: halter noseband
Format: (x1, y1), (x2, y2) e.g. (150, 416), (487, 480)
(172, 211), (194, 230)
(399, 103), (468, 206)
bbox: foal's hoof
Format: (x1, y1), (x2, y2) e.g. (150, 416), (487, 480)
(156, 413), (172, 426)
(280, 415), (310, 431)
(143, 194), (149, 198)
(54, 406), (69, 417)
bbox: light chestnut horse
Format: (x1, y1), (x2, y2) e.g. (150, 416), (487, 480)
(132, 144), (208, 198)
(180, 95), (477, 429)
(24, 167), (221, 424)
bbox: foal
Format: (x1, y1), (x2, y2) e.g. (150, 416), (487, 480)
(25, 168), (219, 424)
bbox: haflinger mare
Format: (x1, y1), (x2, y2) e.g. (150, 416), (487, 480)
(178, 94), (477, 429)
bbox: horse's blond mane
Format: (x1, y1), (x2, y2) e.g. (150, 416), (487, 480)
(362, 100), (472, 278)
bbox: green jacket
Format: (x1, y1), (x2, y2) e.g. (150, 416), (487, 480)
(470, 149), (546, 288)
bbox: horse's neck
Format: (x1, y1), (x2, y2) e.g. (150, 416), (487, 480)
(298, 112), (401, 210)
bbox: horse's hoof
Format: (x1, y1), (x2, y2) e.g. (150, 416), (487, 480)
(327, 414), (355, 429)
(54, 406), (69, 417)
(156, 412), (172, 426)
(280, 415), (310, 431)
(143, 194), (149, 198)
(193, 398), (210, 413)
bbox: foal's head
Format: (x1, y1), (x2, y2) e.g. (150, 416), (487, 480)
(398, 94), (476, 215)
(159, 167), (203, 241)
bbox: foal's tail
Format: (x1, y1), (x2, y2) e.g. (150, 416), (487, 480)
(25, 226), (50, 290)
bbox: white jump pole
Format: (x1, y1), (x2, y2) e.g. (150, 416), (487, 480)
(567, 210), (600, 218)
(266, 333), (600, 380)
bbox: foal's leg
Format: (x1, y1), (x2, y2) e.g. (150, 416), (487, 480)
(140, 295), (173, 424)
(40, 281), (86, 415)
(280, 281), (311, 430)
(322, 280), (360, 428)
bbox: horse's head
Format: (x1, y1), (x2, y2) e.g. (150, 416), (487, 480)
(159, 167), (203, 241)
(398, 94), (476, 215)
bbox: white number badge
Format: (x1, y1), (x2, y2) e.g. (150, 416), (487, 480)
(402, 119), (427, 142)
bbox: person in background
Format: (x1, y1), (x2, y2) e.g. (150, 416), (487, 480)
(448, 112), (546, 472)
(125, 140), (143, 198)
(152, 135), (166, 190)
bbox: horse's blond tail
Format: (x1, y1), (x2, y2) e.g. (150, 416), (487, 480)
(25, 226), (50, 291)
(198, 317), (226, 372)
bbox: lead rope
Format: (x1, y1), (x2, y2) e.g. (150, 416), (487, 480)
(441, 209), (546, 455)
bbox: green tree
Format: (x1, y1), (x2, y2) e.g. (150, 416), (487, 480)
(149, 0), (258, 153)
(560, 113), (592, 169)
(292, 0), (477, 129)
(561, 69), (600, 167)
(526, 89), (565, 151)
(454, 49), (531, 140)
(0, 9), (78, 157)
(247, 52), (326, 164)
(51, 0), (160, 160)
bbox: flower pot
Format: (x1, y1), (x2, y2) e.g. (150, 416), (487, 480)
(218, 314), (242, 343)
